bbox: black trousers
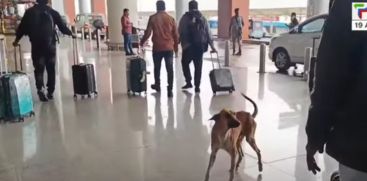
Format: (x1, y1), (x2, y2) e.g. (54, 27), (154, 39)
(31, 44), (56, 94)
(152, 51), (174, 90)
(181, 47), (204, 88)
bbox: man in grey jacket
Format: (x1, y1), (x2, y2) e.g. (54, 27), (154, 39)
(178, 0), (216, 93)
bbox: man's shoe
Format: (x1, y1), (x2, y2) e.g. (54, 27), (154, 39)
(37, 91), (48, 102)
(151, 84), (161, 92)
(330, 172), (340, 181)
(195, 87), (201, 93)
(182, 83), (193, 89)
(235, 52), (242, 56)
(47, 93), (54, 100)
(167, 90), (173, 98)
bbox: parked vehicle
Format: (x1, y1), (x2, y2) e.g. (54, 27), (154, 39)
(249, 21), (289, 39)
(74, 13), (106, 40)
(268, 14), (328, 71)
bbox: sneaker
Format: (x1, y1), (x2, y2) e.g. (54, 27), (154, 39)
(37, 91), (48, 102)
(151, 84), (161, 92)
(182, 83), (193, 89)
(47, 93), (54, 100)
(330, 172), (340, 181)
(167, 90), (173, 98)
(195, 87), (201, 93)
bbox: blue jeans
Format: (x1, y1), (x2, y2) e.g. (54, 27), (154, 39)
(152, 51), (174, 90)
(123, 33), (133, 54)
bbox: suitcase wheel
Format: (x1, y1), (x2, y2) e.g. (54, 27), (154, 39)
(229, 90), (233, 94)
(88, 94), (92, 98)
(213, 91), (216, 96)
(19, 118), (24, 122)
(73, 95), (77, 99)
(30, 112), (35, 117)
(94, 91), (98, 95)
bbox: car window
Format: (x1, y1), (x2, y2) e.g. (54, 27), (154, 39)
(301, 18), (325, 33)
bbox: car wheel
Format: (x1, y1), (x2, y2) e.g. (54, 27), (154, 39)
(274, 49), (291, 71)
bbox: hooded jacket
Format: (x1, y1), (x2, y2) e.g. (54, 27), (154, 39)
(306, 0), (367, 172)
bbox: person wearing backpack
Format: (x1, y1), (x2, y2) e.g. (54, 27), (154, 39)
(178, 0), (217, 93)
(229, 8), (244, 56)
(13, 0), (74, 102)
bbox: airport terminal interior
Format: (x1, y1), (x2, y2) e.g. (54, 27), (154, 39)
(0, 0), (345, 180)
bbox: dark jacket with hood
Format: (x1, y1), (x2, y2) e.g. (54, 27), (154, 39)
(15, 3), (72, 47)
(178, 10), (214, 51)
(306, 0), (367, 172)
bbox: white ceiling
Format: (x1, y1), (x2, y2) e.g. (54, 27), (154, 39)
(138, 0), (307, 11)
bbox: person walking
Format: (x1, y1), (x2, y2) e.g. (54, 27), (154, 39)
(140, 0), (179, 98)
(288, 12), (299, 29)
(306, 0), (367, 180)
(13, 0), (74, 102)
(229, 8), (244, 56)
(179, 0), (217, 93)
(121, 8), (135, 56)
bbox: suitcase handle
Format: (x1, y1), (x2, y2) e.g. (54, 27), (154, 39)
(13, 44), (23, 71)
(73, 38), (79, 65)
(210, 51), (221, 70)
(0, 37), (7, 75)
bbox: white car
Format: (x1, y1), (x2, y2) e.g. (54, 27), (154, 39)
(269, 14), (328, 71)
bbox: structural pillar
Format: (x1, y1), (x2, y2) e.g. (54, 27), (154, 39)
(79, 0), (92, 14)
(218, 0), (250, 40)
(92, 0), (107, 18)
(64, 0), (76, 21)
(176, 0), (189, 22)
(107, 0), (138, 44)
(307, 0), (329, 17)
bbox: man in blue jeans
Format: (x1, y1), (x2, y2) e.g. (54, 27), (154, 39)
(121, 8), (135, 55)
(140, 1), (179, 98)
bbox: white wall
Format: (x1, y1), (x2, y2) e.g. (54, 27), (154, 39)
(51, 0), (65, 15)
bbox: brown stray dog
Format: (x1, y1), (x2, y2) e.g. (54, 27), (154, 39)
(205, 93), (263, 181)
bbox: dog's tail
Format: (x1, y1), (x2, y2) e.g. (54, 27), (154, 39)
(241, 93), (258, 118)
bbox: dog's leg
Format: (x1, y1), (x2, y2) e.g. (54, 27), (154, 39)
(246, 121), (263, 172)
(205, 148), (218, 181)
(236, 146), (243, 171)
(228, 150), (236, 181)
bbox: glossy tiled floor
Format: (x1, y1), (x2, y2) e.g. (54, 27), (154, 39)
(0, 38), (338, 181)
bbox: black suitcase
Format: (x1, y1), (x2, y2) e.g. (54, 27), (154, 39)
(71, 38), (98, 99)
(209, 52), (235, 95)
(126, 56), (147, 95)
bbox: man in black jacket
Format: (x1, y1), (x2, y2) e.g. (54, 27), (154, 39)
(13, 0), (74, 102)
(306, 0), (367, 180)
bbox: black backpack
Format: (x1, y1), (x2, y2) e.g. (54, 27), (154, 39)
(30, 6), (55, 46)
(187, 12), (209, 52)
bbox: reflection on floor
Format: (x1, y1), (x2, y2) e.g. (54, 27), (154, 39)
(0, 38), (337, 181)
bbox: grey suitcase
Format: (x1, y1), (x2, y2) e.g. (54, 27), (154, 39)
(209, 52), (235, 95)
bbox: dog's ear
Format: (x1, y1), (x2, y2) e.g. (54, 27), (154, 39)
(209, 114), (220, 121)
(224, 111), (240, 128)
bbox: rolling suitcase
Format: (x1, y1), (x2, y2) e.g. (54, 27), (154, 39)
(71, 38), (98, 99)
(209, 52), (235, 95)
(126, 56), (147, 95)
(0, 38), (34, 122)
